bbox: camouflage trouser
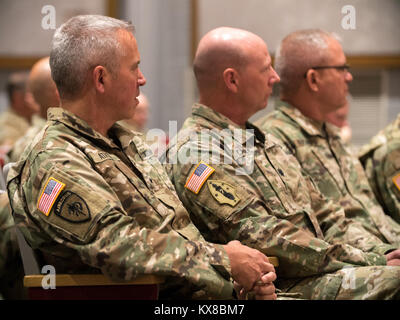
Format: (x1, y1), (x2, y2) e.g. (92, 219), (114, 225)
(278, 266), (400, 300)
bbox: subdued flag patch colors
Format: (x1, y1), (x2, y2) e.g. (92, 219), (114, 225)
(37, 177), (66, 216)
(207, 180), (240, 207)
(185, 162), (215, 194)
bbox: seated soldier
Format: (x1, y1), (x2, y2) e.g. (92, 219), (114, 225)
(8, 56), (60, 162)
(359, 113), (400, 224)
(0, 72), (39, 149)
(164, 27), (400, 300)
(7, 15), (276, 300)
(256, 29), (400, 247)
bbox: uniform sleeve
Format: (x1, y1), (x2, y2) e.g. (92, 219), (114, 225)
(0, 192), (25, 299)
(166, 138), (387, 279)
(260, 116), (397, 255)
(373, 145), (400, 224)
(0, 193), (19, 279)
(8, 147), (234, 299)
(306, 179), (397, 255)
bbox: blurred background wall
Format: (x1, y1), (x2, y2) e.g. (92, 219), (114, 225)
(0, 0), (399, 147)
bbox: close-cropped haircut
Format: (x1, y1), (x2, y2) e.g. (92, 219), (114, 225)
(275, 29), (340, 97)
(50, 15), (134, 100)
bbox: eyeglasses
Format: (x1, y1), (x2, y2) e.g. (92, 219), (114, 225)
(303, 64), (350, 78)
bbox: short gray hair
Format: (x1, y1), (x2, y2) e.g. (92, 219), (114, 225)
(275, 29), (340, 97)
(50, 15), (134, 100)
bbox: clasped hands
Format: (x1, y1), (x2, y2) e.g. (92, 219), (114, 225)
(223, 240), (277, 300)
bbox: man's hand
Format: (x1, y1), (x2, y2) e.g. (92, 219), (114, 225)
(234, 271), (277, 300)
(386, 249), (400, 266)
(253, 271), (277, 300)
(223, 240), (275, 292)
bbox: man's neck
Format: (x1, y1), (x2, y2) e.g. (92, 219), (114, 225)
(282, 95), (325, 123)
(61, 98), (114, 137)
(198, 97), (249, 128)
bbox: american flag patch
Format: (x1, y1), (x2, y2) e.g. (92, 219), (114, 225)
(185, 162), (215, 194)
(392, 173), (400, 192)
(37, 177), (66, 216)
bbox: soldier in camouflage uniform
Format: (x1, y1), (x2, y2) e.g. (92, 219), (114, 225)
(6, 15), (276, 300)
(165, 27), (400, 299)
(256, 29), (400, 247)
(9, 57), (58, 163)
(0, 192), (26, 299)
(359, 114), (400, 224)
(0, 72), (39, 149)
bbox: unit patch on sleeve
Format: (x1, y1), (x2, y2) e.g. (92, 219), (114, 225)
(392, 173), (400, 192)
(207, 180), (240, 207)
(185, 161), (215, 194)
(37, 177), (66, 216)
(54, 191), (91, 223)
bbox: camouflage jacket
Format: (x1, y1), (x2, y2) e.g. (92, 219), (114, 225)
(0, 191), (25, 299)
(0, 108), (30, 147)
(8, 115), (46, 162)
(164, 104), (390, 284)
(6, 107), (234, 299)
(359, 113), (400, 224)
(257, 103), (400, 246)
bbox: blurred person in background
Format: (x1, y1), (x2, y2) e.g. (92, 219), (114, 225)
(118, 92), (149, 133)
(8, 57), (60, 162)
(0, 71), (39, 166)
(325, 98), (352, 145)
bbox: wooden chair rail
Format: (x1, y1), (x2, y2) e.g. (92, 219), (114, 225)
(24, 274), (165, 300)
(24, 274), (165, 287)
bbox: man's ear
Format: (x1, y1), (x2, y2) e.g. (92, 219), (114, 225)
(223, 68), (239, 93)
(305, 69), (319, 92)
(93, 66), (107, 93)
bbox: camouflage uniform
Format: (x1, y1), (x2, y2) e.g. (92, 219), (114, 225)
(164, 104), (400, 300)
(0, 192), (25, 299)
(0, 108), (30, 147)
(359, 113), (400, 224)
(8, 115), (46, 162)
(257, 103), (400, 246)
(6, 107), (234, 300)
(117, 120), (142, 133)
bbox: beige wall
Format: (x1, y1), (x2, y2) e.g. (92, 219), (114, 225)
(0, 0), (107, 56)
(0, 0), (399, 144)
(198, 0), (400, 55)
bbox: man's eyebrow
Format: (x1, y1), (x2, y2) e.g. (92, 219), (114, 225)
(132, 60), (141, 68)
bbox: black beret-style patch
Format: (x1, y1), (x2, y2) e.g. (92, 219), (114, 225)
(54, 191), (91, 223)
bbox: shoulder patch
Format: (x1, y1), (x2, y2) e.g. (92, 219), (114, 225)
(207, 180), (241, 207)
(392, 173), (400, 192)
(54, 191), (91, 223)
(185, 161), (215, 194)
(37, 177), (66, 216)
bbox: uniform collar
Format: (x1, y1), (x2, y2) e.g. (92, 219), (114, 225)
(47, 107), (139, 151)
(191, 103), (267, 146)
